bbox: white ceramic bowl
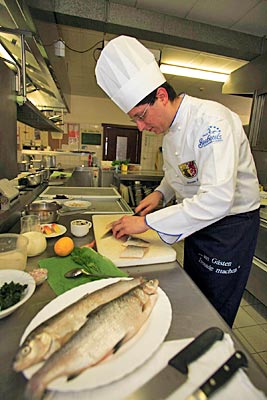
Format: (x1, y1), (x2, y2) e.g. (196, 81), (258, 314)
(0, 270), (36, 319)
(71, 219), (92, 237)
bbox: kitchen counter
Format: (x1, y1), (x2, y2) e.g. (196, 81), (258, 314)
(1, 211), (267, 399)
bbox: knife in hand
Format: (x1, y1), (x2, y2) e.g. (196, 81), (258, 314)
(100, 212), (141, 239)
(186, 350), (248, 400)
(126, 327), (224, 400)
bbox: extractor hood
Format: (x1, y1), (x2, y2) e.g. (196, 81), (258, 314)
(17, 100), (64, 132)
(0, 0), (70, 131)
(222, 52), (267, 96)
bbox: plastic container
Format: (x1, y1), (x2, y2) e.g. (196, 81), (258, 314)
(0, 234), (28, 271)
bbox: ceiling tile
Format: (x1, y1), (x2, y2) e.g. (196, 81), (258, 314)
(136, 0), (197, 17)
(187, 0), (261, 29)
(232, 1), (267, 36)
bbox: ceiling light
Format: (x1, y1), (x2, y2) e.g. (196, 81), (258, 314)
(160, 63), (229, 83)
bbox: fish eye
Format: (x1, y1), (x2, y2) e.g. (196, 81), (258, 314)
(21, 345), (31, 355)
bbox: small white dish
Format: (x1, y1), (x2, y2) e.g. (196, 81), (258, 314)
(41, 224), (67, 238)
(0, 270), (36, 319)
(64, 200), (91, 210)
(71, 219), (92, 237)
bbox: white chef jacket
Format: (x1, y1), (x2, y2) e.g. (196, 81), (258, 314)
(146, 95), (260, 244)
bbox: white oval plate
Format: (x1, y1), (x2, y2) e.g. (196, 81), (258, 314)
(0, 270), (36, 319)
(64, 200), (91, 210)
(21, 278), (172, 392)
(40, 224), (67, 238)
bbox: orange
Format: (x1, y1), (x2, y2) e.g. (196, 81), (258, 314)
(54, 237), (74, 257)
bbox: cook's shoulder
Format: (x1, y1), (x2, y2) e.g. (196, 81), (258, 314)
(187, 95), (236, 122)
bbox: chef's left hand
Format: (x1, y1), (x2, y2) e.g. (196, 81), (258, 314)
(112, 215), (149, 239)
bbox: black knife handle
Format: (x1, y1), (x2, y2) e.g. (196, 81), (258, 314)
(200, 351), (248, 397)
(169, 327), (224, 374)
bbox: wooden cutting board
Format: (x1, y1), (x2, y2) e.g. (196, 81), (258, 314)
(92, 214), (176, 267)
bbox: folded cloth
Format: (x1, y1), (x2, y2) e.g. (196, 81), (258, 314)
(49, 171), (72, 179)
(38, 247), (128, 296)
(44, 334), (266, 400)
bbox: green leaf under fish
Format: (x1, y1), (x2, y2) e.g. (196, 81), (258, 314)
(71, 247), (129, 277)
(39, 247), (128, 296)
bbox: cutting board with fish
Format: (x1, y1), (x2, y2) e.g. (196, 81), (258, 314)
(92, 214), (176, 267)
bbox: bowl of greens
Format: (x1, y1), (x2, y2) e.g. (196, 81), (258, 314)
(0, 270), (36, 319)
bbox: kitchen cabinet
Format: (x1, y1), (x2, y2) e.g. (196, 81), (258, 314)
(102, 124), (142, 164)
(247, 206), (267, 306)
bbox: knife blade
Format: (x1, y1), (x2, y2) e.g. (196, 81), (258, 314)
(186, 350), (248, 400)
(100, 223), (114, 239)
(126, 327), (224, 400)
(100, 212), (140, 239)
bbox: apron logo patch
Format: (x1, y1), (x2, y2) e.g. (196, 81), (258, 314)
(198, 125), (222, 148)
(178, 160), (198, 179)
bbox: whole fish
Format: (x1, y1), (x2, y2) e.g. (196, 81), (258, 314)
(13, 277), (144, 372)
(24, 279), (158, 400)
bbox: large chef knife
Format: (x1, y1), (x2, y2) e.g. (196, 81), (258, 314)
(126, 327), (224, 400)
(186, 350), (248, 400)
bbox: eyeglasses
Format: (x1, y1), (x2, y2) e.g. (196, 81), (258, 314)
(130, 101), (153, 123)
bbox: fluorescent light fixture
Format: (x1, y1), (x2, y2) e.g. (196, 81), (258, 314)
(0, 42), (15, 63)
(160, 63), (229, 82)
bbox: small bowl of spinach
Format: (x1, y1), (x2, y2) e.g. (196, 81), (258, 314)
(0, 270), (36, 319)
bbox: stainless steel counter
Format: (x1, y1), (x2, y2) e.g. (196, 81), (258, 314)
(113, 170), (163, 184)
(1, 212), (267, 399)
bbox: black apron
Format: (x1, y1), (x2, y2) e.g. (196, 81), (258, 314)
(184, 208), (260, 327)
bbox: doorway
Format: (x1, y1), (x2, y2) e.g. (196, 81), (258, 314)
(102, 124), (142, 163)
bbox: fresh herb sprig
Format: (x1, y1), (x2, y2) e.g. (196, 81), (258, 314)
(71, 247), (128, 277)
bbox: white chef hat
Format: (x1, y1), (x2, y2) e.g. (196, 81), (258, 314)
(95, 35), (166, 113)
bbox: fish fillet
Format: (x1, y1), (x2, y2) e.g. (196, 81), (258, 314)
(24, 279), (158, 400)
(13, 277), (144, 372)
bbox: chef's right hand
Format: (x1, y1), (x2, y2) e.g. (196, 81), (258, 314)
(135, 191), (163, 215)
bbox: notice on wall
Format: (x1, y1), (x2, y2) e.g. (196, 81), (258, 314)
(116, 136), (127, 160)
(68, 123), (80, 150)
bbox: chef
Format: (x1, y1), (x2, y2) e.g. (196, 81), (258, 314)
(95, 35), (260, 327)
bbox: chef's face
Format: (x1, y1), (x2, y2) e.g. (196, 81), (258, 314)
(128, 92), (170, 134)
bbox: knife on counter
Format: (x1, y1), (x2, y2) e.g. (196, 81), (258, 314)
(126, 327), (224, 400)
(186, 350), (248, 400)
